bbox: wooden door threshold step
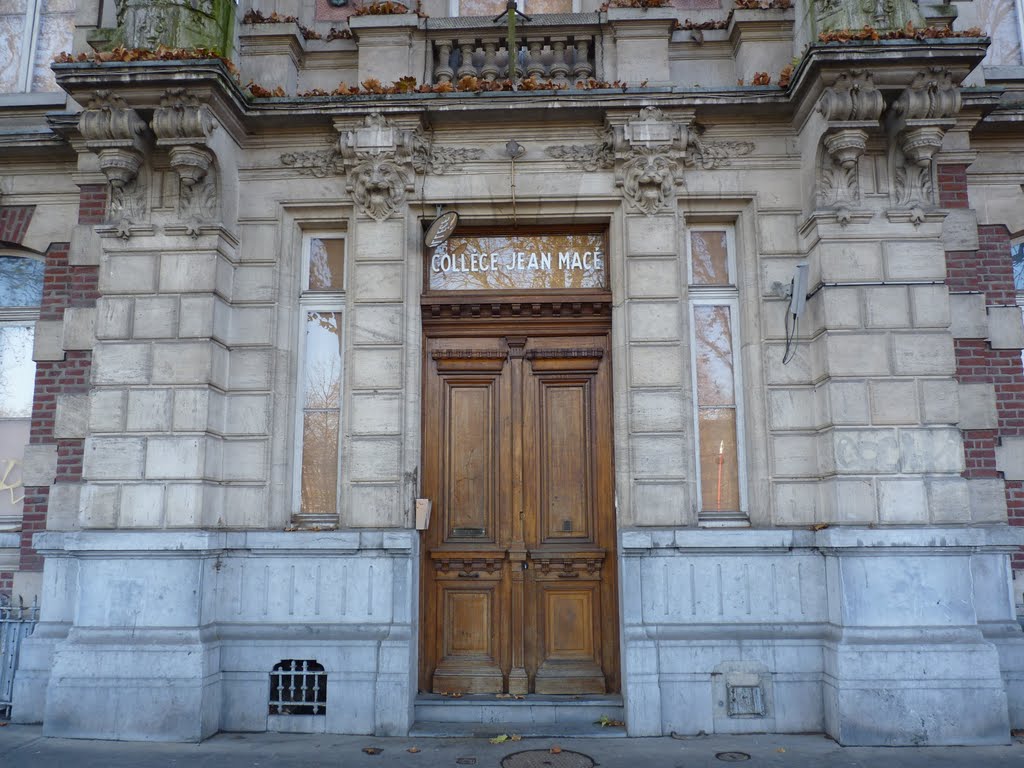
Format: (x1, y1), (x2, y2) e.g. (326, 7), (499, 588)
(411, 694), (627, 738)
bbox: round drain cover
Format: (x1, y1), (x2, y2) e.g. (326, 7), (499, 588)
(715, 752), (751, 762)
(501, 749), (596, 768)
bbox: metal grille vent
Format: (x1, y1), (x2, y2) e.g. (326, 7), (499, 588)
(726, 684), (765, 717)
(269, 659), (327, 715)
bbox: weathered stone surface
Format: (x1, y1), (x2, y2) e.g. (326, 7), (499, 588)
(32, 320), (65, 362)
(55, 394), (90, 439)
(62, 307), (96, 350)
(949, 293), (988, 339)
(995, 436), (1024, 482)
(21, 443), (58, 486)
(988, 306), (1024, 349)
(958, 382), (998, 430)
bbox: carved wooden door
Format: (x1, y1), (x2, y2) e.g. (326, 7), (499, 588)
(420, 333), (618, 695)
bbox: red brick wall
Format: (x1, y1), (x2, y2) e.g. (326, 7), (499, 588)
(0, 206), (35, 244)
(0, 570), (12, 599)
(940, 163), (1024, 565)
(19, 186), (105, 573)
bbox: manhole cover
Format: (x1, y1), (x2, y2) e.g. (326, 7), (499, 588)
(715, 752), (751, 762)
(501, 749), (596, 768)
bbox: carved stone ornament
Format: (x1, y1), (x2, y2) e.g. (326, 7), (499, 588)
(411, 132), (484, 175)
(78, 90), (150, 238)
(152, 89), (220, 235)
(280, 116), (478, 219)
(619, 147), (684, 216)
(815, 71), (884, 212)
(814, 0), (924, 33)
(888, 68), (961, 211)
(546, 111), (753, 214)
(546, 132), (615, 172)
(336, 113), (416, 221)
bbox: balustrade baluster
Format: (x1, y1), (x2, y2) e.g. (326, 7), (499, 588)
(550, 40), (570, 86)
(572, 38), (593, 82)
(481, 41), (499, 81)
(435, 41), (454, 83)
(457, 42), (478, 81)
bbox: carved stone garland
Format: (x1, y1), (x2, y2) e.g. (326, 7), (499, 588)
(78, 90), (149, 238)
(815, 70), (885, 217)
(887, 67), (961, 217)
(152, 88), (220, 236)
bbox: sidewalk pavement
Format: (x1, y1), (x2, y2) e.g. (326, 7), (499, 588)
(1, 725), (1024, 768)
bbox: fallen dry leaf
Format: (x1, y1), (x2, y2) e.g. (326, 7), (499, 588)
(489, 734), (510, 744)
(362, 746), (382, 755)
(550, 745), (562, 753)
(510, 734), (522, 741)
(407, 746), (420, 753)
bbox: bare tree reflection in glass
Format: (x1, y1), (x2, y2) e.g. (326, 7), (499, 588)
(301, 311), (342, 515)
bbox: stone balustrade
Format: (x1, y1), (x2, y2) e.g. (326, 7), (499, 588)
(429, 15), (600, 85)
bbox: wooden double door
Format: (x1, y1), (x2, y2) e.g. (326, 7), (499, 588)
(419, 329), (619, 695)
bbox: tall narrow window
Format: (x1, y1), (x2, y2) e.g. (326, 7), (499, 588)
(0, 254), (44, 534)
(295, 235), (346, 522)
(687, 227), (747, 524)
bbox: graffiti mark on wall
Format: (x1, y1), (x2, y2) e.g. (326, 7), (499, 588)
(0, 459), (24, 506)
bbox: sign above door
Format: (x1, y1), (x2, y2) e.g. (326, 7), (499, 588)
(427, 232), (607, 292)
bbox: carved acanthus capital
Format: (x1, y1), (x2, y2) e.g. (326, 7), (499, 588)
(152, 89), (218, 186)
(886, 68), (962, 211)
(338, 113), (416, 221)
(78, 90), (148, 188)
(818, 70), (885, 124)
(889, 68), (960, 167)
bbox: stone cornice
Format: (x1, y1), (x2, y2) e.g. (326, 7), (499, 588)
(47, 40), (1004, 144)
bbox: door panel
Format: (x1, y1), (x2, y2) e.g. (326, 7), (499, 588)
(420, 333), (617, 695)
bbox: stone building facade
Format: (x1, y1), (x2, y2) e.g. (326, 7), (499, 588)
(2, 0), (1024, 747)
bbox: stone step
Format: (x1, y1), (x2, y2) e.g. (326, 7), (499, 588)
(411, 694), (627, 738)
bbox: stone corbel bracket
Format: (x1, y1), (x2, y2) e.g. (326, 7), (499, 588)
(815, 70), (884, 214)
(78, 90), (149, 237)
(337, 112), (417, 221)
(152, 88), (220, 236)
(609, 106), (691, 217)
(886, 67), (961, 215)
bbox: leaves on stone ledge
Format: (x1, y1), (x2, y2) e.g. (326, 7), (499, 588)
(53, 46), (239, 79)
(734, 0), (792, 9)
(818, 22), (985, 43)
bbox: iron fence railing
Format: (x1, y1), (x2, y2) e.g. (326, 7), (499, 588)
(0, 599), (38, 719)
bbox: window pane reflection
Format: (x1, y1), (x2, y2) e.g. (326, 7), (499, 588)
(698, 408), (739, 513)
(0, 257), (45, 307)
(301, 311), (341, 514)
(0, 326), (36, 418)
(690, 231), (730, 286)
(307, 238), (345, 291)
(694, 305), (735, 406)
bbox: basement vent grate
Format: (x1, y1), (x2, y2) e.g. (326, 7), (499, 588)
(269, 659), (327, 715)
(726, 684), (765, 717)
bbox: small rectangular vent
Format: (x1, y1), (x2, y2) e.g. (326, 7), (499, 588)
(269, 659), (327, 715)
(726, 684), (765, 717)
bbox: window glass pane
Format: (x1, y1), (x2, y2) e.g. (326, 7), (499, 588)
(307, 237), (346, 291)
(303, 312), (342, 409)
(698, 408), (739, 513)
(1013, 242), (1024, 293)
(459, 0), (505, 14)
(301, 411), (340, 515)
(694, 304), (735, 406)
(0, 325), (36, 417)
(0, 256), (45, 306)
(0, 5), (28, 93)
(525, 0), (572, 11)
(300, 311), (341, 515)
(31, 0), (75, 93)
(690, 230), (730, 286)
(0, 419), (30, 522)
